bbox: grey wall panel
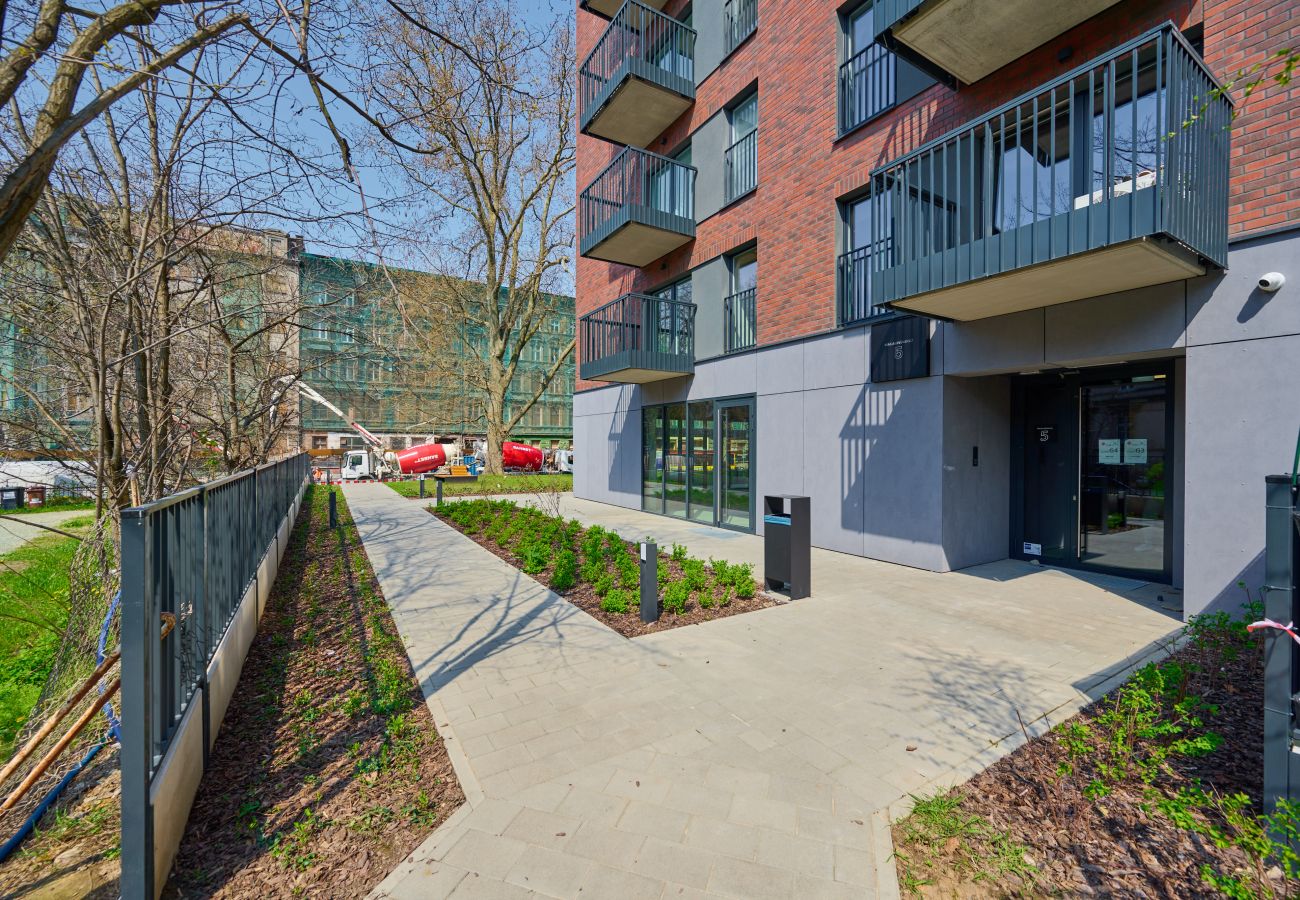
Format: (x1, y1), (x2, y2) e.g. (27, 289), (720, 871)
(574, 386), (642, 507)
(940, 375), (1011, 570)
(690, 347), (758, 400)
(692, 256), (731, 360)
(758, 390), (806, 536)
(1045, 281), (1186, 365)
(804, 328), (867, 392)
(693, 0), (726, 85)
(1187, 230), (1300, 348)
(757, 340), (805, 396)
(942, 309), (1045, 376)
(859, 378), (947, 569)
(798, 384), (868, 556)
(1182, 333), (1300, 616)
(693, 110), (730, 221)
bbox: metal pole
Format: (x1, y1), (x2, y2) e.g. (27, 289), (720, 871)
(639, 542), (658, 623)
(419, 476), (426, 499)
(1264, 475), (1298, 820)
(329, 490), (338, 529)
(119, 508), (154, 900)
(436, 478), (444, 507)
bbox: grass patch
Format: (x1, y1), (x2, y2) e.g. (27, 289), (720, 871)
(387, 473), (571, 498)
(0, 497), (95, 516)
(0, 528), (87, 757)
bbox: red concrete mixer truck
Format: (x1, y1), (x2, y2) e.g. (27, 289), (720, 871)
(293, 381), (543, 480)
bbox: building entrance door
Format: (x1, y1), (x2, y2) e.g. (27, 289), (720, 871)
(1014, 364), (1174, 582)
(716, 398), (755, 531)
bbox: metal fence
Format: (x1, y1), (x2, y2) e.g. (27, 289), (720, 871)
(121, 452), (310, 898)
(1264, 473), (1300, 827)
(725, 129), (758, 204)
(724, 0), (757, 55)
(724, 287), (757, 353)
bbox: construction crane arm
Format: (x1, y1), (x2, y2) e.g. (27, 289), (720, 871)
(280, 377), (385, 452)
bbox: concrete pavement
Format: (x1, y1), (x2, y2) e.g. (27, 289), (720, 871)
(349, 484), (1180, 899)
(0, 508), (94, 555)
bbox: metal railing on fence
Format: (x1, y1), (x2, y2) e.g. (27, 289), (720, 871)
(121, 452), (310, 899)
(725, 129), (758, 204)
(724, 287), (756, 353)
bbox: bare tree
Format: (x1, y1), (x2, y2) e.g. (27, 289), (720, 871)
(362, 0), (576, 473)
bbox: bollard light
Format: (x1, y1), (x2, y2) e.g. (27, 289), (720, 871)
(639, 541), (658, 623)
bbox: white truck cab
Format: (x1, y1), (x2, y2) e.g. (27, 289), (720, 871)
(341, 449), (389, 481)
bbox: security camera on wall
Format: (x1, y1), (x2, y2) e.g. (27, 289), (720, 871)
(1259, 272), (1286, 292)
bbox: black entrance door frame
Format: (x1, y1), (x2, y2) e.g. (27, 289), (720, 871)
(1009, 359), (1177, 584)
(714, 394), (757, 533)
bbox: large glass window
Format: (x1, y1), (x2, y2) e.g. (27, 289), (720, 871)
(642, 406), (664, 512)
(663, 403), (688, 518)
(640, 396), (755, 530)
(688, 401), (715, 523)
(725, 248), (757, 353)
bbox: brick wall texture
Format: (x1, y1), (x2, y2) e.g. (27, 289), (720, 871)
(575, 0), (1300, 391)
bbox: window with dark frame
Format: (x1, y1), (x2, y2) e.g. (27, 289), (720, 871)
(725, 247), (757, 352)
(725, 92), (758, 204)
(838, 2), (897, 135)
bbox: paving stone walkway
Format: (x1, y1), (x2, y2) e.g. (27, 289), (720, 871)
(347, 484), (1181, 899)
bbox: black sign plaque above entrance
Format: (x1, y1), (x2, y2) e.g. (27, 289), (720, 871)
(870, 316), (930, 383)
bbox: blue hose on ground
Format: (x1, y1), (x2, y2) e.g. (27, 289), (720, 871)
(0, 741), (106, 864)
(96, 590), (121, 742)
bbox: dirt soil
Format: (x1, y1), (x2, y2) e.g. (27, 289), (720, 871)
(435, 510), (780, 638)
(165, 486), (463, 898)
(892, 629), (1288, 898)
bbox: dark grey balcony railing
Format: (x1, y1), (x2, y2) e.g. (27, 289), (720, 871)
(839, 43), (896, 134)
(579, 146), (696, 259)
(580, 292), (696, 380)
(724, 287), (756, 353)
(837, 244), (877, 325)
(869, 23), (1231, 314)
(724, 129), (757, 204)
(579, 0), (695, 136)
(724, 0), (757, 55)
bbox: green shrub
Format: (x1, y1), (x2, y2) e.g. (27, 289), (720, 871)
(670, 543), (688, 563)
(519, 540), (550, 574)
(618, 557), (639, 589)
(698, 586), (715, 609)
(682, 558), (708, 593)
(551, 550), (577, 591)
(594, 573), (613, 597)
(663, 581), (689, 615)
(731, 562), (756, 598)
(600, 589), (631, 614)
(720, 585), (734, 607)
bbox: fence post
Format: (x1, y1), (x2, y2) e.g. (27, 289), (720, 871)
(329, 489), (338, 529)
(120, 508), (154, 900)
(639, 542), (658, 623)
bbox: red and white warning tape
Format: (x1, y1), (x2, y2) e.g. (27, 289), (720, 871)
(1248, 618), (1300, 645)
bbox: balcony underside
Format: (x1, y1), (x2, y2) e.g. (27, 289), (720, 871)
(582, 71), (693, 147)
(886, 237), (1204, 321)
(890, 0), (1121, 85)
(582, 0), (667, 19)
(581, 354), (693, 384)
(581, 215), (693, 267)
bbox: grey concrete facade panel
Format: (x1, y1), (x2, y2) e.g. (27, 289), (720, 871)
(1186, 229), (1300, 347)
(1044, 281), (1187, 366)
(691, 256), (730, 359)
(941, 375), (1011, 570)
(692, 0), (726, 86)
(941, 309), (1045, 376)
(692, 110), (730, 221)
(803, 328), (867, 391)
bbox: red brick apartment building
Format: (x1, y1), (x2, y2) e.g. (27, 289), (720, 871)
(572, 0), (1300, 617)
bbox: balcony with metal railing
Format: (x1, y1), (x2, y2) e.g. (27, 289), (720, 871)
(724, 129), (757, 204)
(581, 0), (666, 20)
(724, 288), (756, 353)
(580, 293), (696, 382)
(867, 24), (1230, 322)
(872, 0), (1123, 86)
(580, 146), (696, 267)
(579, 0), (695, 147)
(724, 0), (757, 56)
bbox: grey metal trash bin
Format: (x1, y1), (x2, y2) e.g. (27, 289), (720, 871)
(763, 495), (810, 600)
(1, 487), (24, 510)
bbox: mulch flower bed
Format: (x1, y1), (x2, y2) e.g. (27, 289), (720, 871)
(167, 485), (463, 898)
(892, 605), (1299, 898)
(433, 498), (779, 638)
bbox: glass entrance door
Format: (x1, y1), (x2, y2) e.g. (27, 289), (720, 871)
(1079, 375), (1171, 578)
(1016, 365), (1173, 581)
(717, 399), (755, 530)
